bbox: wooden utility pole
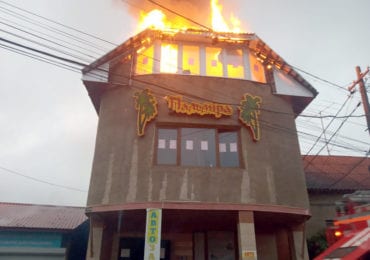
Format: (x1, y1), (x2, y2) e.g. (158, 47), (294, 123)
(348, 66), (370, 134)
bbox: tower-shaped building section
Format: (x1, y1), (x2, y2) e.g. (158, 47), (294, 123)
(82, 29), (317, 260)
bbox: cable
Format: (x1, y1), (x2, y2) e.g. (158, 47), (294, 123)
(0, 20), (99, 60)
(304, 102), (362, 169)
(0, 15), (104, 56)
(0, 0), (118, 46)
(0, 36), (87, 67)
(0, 5), (110, 52)
(290, 64), (349, 93)
(303, 95), (352, 158)
(147, 0), (213, 31)
(0, 43), (82, 73)
(327, 154), (370, 189)
(2, 4), (366, 156)
(0, 165), (87, 193)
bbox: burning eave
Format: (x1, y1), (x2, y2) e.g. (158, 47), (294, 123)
(82, 28), (318, 115)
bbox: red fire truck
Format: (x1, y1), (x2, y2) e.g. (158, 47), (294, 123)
(315, 190), (370, 259)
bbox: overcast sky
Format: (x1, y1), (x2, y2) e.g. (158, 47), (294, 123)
(1, 0), (369, 206)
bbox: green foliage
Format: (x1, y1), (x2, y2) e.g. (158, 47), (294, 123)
(307, 230), (328, 260)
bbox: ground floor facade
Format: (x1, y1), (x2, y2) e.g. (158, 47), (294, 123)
(86, 203), (309, 260)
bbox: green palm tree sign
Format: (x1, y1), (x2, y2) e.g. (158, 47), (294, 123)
(238, 93), (262, 141)
(133, 89), (158, 136)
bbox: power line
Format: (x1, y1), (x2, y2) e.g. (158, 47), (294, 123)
(0, 165), (87, 193)
(0, 5), (110, 52)
(0, 20), (98, 60)
(290, 64), (349, 93)
(2, 3), (367, 156)
(0, 36), (87, 67)
(0, 0), (118, 46)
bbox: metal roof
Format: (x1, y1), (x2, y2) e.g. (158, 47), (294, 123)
(0, 202), (87, 231)
(304, 155), (370, 192)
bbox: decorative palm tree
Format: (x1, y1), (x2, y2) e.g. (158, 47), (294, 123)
(238, 94), (262, 141)
(133, 89), (158, 136)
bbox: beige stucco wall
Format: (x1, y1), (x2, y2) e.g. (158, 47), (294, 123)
(306, 192), (343, 237)
(86, 71), (309, 211)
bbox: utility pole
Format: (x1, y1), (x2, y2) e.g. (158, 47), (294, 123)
(348, 66), (370, 134)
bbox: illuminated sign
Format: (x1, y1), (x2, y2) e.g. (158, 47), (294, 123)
(238, 94), (262, 141)
(134, 89), (158, 136)
(133, 89), (262, 142)
(165, 95), (233, 118)
(144, 208), (162, 260)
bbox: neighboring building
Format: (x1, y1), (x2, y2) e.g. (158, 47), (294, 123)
(82, 29), (317, 260)
(0, 202), (88, 260)
(304, 155), (370, 238)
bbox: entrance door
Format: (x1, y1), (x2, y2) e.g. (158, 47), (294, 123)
(118, 238), (170, 260)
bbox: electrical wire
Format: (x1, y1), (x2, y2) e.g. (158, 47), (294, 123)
(0, 5), (110, 52)
(2, 1), (367, 157)
(0, 165), (87, 193)
(0, 0), (118, 46)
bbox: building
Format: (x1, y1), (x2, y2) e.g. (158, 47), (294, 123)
(82, 29), (317, 260)
(304, 155), (370, 238)
(0, 202), (88, 260)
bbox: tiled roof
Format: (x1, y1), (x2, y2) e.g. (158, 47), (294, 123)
(0, 202), (87, 231)
(304, 155), (370, 192)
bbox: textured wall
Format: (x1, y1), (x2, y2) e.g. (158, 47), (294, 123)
(87, 73), (309, 209)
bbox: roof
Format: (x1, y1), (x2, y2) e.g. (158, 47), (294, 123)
(81, 28), (317, 114)
(0, 202), (87, 231)
(304, 155), (370, 192)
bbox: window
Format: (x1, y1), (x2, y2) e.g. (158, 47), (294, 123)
(182, 45), (200, 75)
(136, 45), (154, 74)
(134, 41), (267, 83)
(160, 43), (178, 73)
(224, 48), (245, 79)
(156, 127), (241, 167)
(205, 47), (223, 77)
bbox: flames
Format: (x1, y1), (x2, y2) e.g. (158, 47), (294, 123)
(211, 0), (240, 33)
(137, 0), (243, 33)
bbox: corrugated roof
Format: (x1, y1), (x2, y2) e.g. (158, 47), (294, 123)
(0, 202), (87, 231)
(304, 155), (370, 192)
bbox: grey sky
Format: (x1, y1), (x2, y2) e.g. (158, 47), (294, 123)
(0, 0), (369, 206)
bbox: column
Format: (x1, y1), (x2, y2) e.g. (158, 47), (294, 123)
(292, 223), (309, 260)
(237, 211), (257, 260)
(86, 216), (104, 260)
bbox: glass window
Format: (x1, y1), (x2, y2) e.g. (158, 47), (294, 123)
(182, 45), (200, 75)
(160, 43), (178, 73)
(157, 128), (177, 165)
(224, 49), (245, 79)
(219, 130), (240, 167)
(136, 45), (154, 74)
(156, 127), (240, 168)
(181, 128), (216, 167)
(206, 47), (223, 77)
(249, 53), (266, 83)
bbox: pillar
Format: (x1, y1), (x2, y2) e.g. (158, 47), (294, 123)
(237, 211), (257, 260)
(292, 223), (309, 260)
(86, 216), (104, 260)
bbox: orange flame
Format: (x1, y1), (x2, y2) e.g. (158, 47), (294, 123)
(137, 0), (243, 33)
(138, 9), (170, 32)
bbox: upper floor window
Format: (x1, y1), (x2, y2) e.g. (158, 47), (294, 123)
(156, 127), (241, 168)
(135, 41), (266, 83)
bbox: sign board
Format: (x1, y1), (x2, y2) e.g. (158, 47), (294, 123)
(242, 250), (257, 260)
(144, 208), (162, 260)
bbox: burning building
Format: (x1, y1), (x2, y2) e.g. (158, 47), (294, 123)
(81, 3), (317, 260)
